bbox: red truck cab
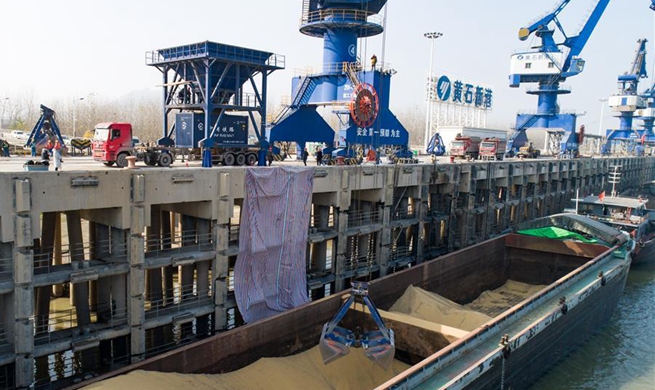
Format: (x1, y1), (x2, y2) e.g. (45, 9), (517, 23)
(450, 136), (481, 159)
(92, 123), (134, 166)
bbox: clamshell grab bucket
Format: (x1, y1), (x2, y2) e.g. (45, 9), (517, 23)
(318, 282), (395, 369)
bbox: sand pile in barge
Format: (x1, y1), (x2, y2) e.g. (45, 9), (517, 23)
(86, 281), (545, 389)
(83, 346), (410, 390)
(389, 280), (546, 331)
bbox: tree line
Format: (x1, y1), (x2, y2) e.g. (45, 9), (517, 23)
(1, 92), (428, 146)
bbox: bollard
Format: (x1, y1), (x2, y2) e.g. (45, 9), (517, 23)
(450, 156), (456, 163)
(336, 156), (345, 165)
(126, 156), (138, 169)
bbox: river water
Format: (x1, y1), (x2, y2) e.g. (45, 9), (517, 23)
(529, 261), (655, 390)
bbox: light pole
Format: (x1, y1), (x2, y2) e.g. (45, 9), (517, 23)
(424, 32), (443, 152)
(598, 98), (608, 136)
(73, 97), (84, 138)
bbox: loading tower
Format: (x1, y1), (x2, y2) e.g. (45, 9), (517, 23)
(146, 41), (285, 166)
(269, 0), (410, 159)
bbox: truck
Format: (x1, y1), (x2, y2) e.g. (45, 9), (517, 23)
(449, 135), (481, 159)
(479, 137), (507, 160)
(516, 142), (541, 159)
(92, 123), (175, 168)
(173, 113), (260, 166)
(438, 126), (507, 153)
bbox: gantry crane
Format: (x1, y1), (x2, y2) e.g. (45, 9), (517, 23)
(602, 39), (649, 155)
(508, 0), (610, 158)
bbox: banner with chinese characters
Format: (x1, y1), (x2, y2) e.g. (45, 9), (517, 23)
(427, 75), (493, 110)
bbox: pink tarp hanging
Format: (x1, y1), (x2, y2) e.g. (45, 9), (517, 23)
(234, 167), (314, 323)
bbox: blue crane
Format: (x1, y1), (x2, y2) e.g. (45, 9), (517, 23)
(267, 0), (412, 164)
(508, 0), (610, 158)
(602, 39), (649, 155)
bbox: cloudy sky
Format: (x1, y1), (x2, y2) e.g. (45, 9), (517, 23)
(0, 0), (653, 133)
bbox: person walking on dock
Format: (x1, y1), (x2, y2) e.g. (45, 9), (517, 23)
(302, 148), (309, 166)
(52, 140), (63, 171)
(315, 148), (323, 166)
(370, 54), (377, 71)
(1, 139), (9, 157)
(266, 148), (274, 166)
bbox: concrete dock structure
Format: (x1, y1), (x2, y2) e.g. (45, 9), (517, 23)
(0, 157), (653, 389)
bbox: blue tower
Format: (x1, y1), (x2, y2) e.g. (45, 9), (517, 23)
(508, 0), (609, 157)
(147, 41), (285, 166)
(269, 0), (410, 160)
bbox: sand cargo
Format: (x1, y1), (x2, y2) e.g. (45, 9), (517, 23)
(76, 214), (632, 390)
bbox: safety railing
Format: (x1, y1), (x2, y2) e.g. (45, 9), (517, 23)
(228, 225), (240, 244)
(348, 209), (381, 228)
(33, 238), (128, 273)
(144, 230), (214, 258)
(145, 316), (212, 359)
(301, 8), (383, 28)
(227, 92), (260, 108)
(0, 364), (12, 390)
(392, 204), (416, 221)
(390, 246), (413, 262)
(33, 304), (129, 345)
(0, 255), (11, 280)
(145, 284), (213, 320)
(293, 61), (393, 78)
(146, 43), (285, 69)
(309, 210), (336, 229)
(0, 324), (8, 350)
(339, 252), (379, 274)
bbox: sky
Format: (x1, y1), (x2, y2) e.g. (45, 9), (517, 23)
(0, 0), (654, 133)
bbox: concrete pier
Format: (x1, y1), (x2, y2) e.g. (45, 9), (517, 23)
(0, 157), (653, 389)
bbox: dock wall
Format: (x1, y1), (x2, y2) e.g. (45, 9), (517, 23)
(0, 157), (652, 389)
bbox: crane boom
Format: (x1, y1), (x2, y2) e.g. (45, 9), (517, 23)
(562, 0), (610, 71)
(519, 0), (571, 41)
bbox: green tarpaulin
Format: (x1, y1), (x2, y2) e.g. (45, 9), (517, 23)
(518, 226), (598, 243)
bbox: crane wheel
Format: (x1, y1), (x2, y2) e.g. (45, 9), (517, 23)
(116, 153), (129, 168)
(236, 153), (246, 166)
(158, 153), (173, 167)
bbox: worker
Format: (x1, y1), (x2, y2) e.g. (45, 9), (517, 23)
(370, 54), (377, 71)
(366, 148), (376, 164)
(266, 148), (274, 166)
(30, 142), (37, 157)
(52, 140), (63, 171)
(302, 148), (309, 166)
(315, 148), (323, 166)
(1, 139), (9, 157)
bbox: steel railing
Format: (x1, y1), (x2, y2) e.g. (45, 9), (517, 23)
(0, 256), (11, 280)
(310, 211), (336, 229)
(339, 252), (379, 273)
(348, 209), (381, 228)
(301, 8), (383, 27)
(392, 205), (416, 221)
(146, 43), (285, 69)
(33, 304), (129, 345)
(145, 283), (213, 320)
(144, 230), (214, 258)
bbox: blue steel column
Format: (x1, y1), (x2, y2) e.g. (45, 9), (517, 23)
(202, 60), (212, 168)
(259, 71), (269, 166)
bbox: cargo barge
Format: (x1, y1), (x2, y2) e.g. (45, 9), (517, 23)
(78, 214), (631, 390)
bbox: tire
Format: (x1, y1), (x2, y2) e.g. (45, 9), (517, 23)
(246, 153), (258, 166)
(223, 153), (235, 166)
(236, 153), (246, 166)
(116, 153), (129, 168)
(103, 161), (114, 167)
(158, 153), (172, 167)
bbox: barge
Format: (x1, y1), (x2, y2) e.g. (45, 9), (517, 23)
(79, 214), (631, 390)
